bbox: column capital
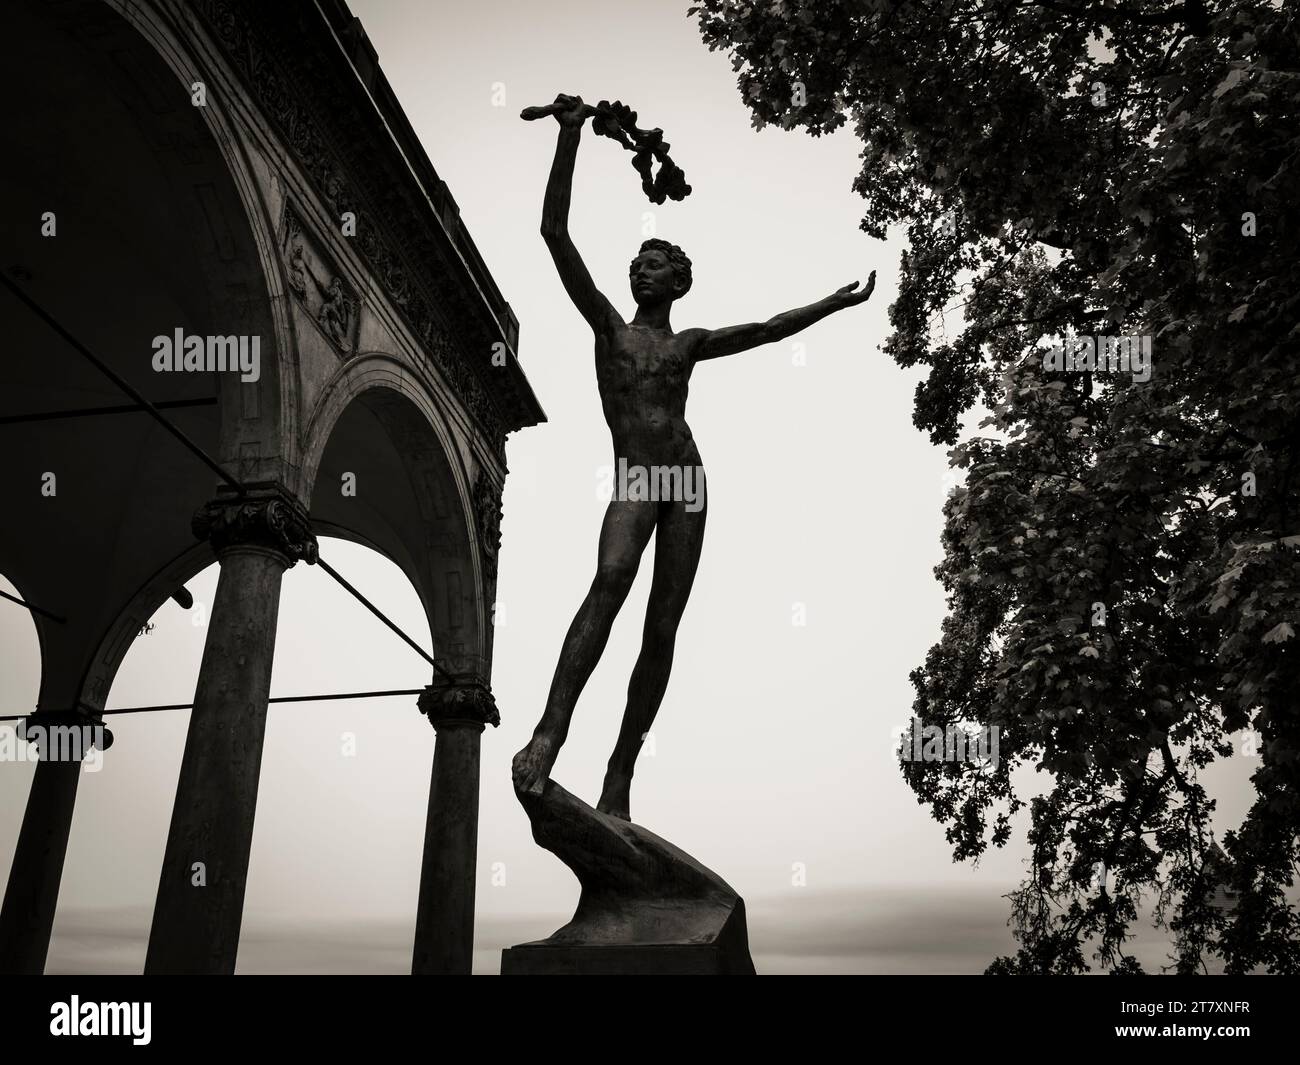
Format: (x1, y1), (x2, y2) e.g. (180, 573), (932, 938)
(418, 674), (500, 731)
(192, 482), (317, 566)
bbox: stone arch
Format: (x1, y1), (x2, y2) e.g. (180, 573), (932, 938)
(301, 355), (490, 680)
(78, 543), (217, 715)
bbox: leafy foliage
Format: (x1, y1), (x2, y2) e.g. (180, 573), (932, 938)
(692, 0), (1300, 972)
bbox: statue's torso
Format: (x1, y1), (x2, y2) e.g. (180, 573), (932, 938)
(596, 324), (701, 467)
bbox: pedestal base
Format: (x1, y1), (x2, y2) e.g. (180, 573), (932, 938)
(503, 899), (755, 974)
(503, 779), (757, 975)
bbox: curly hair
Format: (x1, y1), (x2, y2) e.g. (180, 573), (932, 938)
(635, 238), (693, 297)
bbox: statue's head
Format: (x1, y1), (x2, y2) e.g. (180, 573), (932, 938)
(629, 238), (692, 306)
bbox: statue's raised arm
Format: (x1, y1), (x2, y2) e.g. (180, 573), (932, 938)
(532, 94), (621, 337)
(688, 272), (876, 363)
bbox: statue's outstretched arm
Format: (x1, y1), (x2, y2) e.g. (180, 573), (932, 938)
(539, 96), (621, 337)
(690, 271), (876, 362)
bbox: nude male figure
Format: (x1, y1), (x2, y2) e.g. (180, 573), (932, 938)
(511, 94), (876, 821)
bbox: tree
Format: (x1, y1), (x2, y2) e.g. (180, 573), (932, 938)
(691, 0), (1300, 973)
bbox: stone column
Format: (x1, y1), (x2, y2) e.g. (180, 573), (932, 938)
(0, 710), (112, 974)
(411, 674), (499, 975)
(145, 484), (316, 975)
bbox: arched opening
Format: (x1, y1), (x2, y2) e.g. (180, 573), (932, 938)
(307, 378), (485, 679)
(42, 564), (216, 975)
(241, 537), (436, 973)
(0, 0), (283, 713)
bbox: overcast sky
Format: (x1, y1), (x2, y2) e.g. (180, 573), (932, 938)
(0, 0), (1257, 974)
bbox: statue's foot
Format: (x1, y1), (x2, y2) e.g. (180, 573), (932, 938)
(596, 771), (632, 822)
(512, 733), (559, 797)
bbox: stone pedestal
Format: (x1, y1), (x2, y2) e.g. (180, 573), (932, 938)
(411, 674), (499, 975)
(502, 780), (756, 975)
(145, 485), (316, 975)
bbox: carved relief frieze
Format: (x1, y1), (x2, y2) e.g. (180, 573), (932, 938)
(282, 204), (358, 355)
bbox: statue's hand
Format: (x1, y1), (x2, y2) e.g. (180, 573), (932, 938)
(832, 270), (877, 308)
(553, 93), (592, 129)
(520, 94), (596, 127)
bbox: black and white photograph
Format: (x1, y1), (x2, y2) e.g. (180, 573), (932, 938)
(0, 0), (1295, 1043)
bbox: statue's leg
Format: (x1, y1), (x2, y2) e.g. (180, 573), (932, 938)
(512, 499), (657, 795)
(597, 493), (707, 820)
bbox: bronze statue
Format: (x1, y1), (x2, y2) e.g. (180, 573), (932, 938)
(512, 93), (876, 821)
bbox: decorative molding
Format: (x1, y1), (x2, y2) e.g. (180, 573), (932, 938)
(192, 483), (318, 565)
(418, 674), (500, 730)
